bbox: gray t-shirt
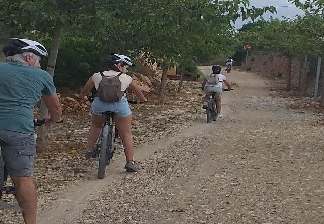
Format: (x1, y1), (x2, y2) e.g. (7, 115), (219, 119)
(0, 62), (56, 133)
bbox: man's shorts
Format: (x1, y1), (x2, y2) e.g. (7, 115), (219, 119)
(91, 96), (132, 118)
(0, 130), (36, 177)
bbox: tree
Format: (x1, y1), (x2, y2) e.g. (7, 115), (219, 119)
(0, 0), (102, 149)
(0, 0), (277, 146)
(100, 0), (275, 101)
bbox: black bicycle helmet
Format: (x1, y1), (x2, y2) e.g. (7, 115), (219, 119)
(212, 65), (221, 74)
(2, 38), (48, 57)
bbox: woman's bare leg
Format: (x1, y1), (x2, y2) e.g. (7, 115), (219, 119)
(86, 115), (105, 150)
(115, 115), (134, 161)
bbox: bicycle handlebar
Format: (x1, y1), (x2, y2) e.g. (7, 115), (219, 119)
(33, 119), (63, 126)
(33, 119), (46, 127)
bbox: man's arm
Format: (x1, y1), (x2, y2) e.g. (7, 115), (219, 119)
(42, 94), (62, 122)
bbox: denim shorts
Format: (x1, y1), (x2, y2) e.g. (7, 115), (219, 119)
(204, 85), (222, 95)
(0, 130), (36, 177)
(91, 96), (132, 118)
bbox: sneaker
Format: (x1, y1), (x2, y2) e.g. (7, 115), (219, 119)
(218, 113), (223, 119)
(85, 148), (98, 159)
(125, 161), (141, 172)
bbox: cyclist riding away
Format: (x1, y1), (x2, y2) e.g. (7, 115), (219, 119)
(202, 65), (231, 118)
(225, 57), (234, 73)
(81, 53), (147, 172)
(0, 38), (62, 224)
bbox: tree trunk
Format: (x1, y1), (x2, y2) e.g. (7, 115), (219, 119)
(159, 68), (168, 104)
(245, 49), (249, 65)
(37, 24), (63, 152)
(287, 56), (293, 91)
(320, 74), (324, 107)
(300, 56), (308, 96)
(177, 73), (184, 93)
(298, 57), (304, 90)
(314, 56), (321, 98)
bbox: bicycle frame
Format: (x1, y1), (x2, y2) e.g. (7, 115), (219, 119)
(97, 112), (117, 179)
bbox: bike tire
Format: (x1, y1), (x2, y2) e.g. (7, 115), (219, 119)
(207, 98), (218, 123)
(207, 109), (212, 123)
(206, 108), (212, 123)
(98, 125), (113, 179)
(206, 98), (213, 123)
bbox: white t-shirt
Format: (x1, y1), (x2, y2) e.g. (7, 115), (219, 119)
(205, 73), (226, 88)
(91, 70), (132, 91)
(217, 73), (226, 88)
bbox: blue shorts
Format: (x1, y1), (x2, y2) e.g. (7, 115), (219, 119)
(204, 85), (222, 95)
(91, 96), (132, 118)
(0, 130), (36, 177)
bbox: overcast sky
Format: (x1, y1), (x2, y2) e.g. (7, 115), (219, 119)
(251, 0), (303, 18)
(235, 0), (304, 28)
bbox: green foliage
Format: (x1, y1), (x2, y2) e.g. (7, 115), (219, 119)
(0, 0), (275, 88)
(54, 37), (104, 88)
(177, 59), (199, 79)
(238, 0), (324, 58)
(289, 0), (324, 15)
(238, 14), (324, 57)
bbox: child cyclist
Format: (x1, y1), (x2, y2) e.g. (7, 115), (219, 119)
(202, 65), (231, 118)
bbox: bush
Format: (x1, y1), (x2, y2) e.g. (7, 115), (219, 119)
(177, 59), (199, 80)
(54, 37), (104, 89)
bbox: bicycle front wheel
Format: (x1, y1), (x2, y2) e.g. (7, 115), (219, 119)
(98, 125), (113, 179)
(213, 101), (218, 121)
(206, 108), (212, 123)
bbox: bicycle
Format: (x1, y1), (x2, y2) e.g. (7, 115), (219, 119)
(0, 119), (46, 200)
(92, 100), (138, 179)
(95, 111), (118, 179)
(225, 64), (232, 73)
(205, 93), (218, 123)
(204, 88), (233, 123)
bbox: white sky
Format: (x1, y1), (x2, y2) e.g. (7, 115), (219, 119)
(235, 0), (304, 28)
(250, 0), (303, 18)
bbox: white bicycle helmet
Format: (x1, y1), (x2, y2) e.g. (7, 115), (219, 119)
(3, 38), (48, 57)
(111, 53), (133, 66)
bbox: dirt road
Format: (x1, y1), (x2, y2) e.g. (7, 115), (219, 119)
(3, 68), (324, 224)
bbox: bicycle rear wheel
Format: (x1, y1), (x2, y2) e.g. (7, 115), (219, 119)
(206, 108), (212, 123)
(98, 125), (113, 179)
(206, 99), (218, 123)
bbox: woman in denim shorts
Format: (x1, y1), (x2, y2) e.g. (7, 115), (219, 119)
(81, 54), (147, 172)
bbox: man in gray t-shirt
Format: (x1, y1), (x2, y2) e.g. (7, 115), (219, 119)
(0, 38), (62, 224)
